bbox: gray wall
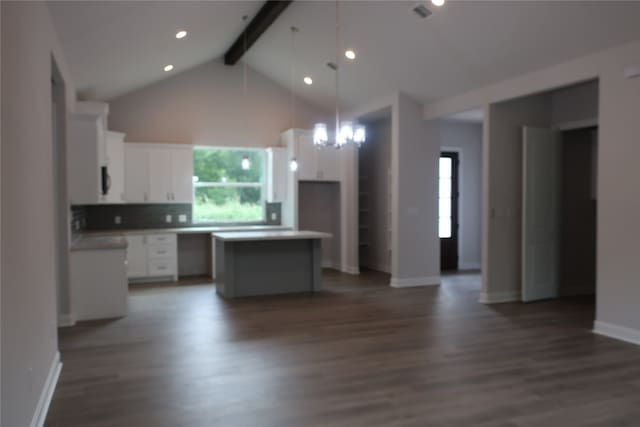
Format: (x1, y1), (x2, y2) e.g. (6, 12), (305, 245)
(1, 2), (76, 426)
(359, 117), (391, 273)
(391, 93), (440, 284)
(483, 93), (552, 300)
(108, 58), (328, 147)
(298, 182), (341, 268)
(551, 80), (599, 126)
(439, 120), (483, 270)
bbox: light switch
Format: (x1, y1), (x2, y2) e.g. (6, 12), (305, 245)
(178, 214), (187, 223)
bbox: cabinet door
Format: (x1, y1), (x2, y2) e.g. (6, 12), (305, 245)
(148, 149), (173, 202)
(171, 148), (194, 203)
(105, 133), (125, 203)
(267, 148), (288, 202)
(296, 132), (318, 181)
(317, 147), (341, 181)
(124, 146), (150, 202)
(126, 235), (147, 278)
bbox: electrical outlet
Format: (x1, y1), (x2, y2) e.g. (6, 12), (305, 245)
(178, 214), (187, 223)
(114, 215), (122, 225)
(271, 212), (277, 221)
(165, 214), (172, 223)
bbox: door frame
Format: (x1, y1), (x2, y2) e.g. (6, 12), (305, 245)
(441, 147), (463, 269)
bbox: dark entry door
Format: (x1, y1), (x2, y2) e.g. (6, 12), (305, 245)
(439, 152), (459, 271)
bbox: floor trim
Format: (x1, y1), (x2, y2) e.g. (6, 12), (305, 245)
(390, 276), (440, 288)
(593, 321), (640, 346)
(30, 351), (62, 427)
(480, 290), (520, 304)
(341, 265), (360, 275)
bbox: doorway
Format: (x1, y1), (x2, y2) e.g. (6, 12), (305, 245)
(521, 125), (597, 301)
(439, 152), (459, 271)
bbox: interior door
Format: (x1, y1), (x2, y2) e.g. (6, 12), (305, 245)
(522, 127), (561, 302)
(439, 152), (459, 270)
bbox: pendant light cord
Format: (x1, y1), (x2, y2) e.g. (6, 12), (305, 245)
(335, 0), (340, 144)
(290, 26), (298, 130)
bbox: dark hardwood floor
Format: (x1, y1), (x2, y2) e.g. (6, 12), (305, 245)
(46, 270), (640, 427)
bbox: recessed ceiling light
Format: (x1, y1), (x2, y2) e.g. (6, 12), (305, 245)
(345, 50), (356, 60)
(303, 76), (313, 85)
(431, 0), (445, 6)
(175, 30), (188, 39)
(164, 64), (174, 72)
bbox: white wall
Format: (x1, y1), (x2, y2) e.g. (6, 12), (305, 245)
(390, 93), (440, 287)
(425, 39), (640, 342)
(108, 58), (328, 147)
(1, 2), (75, 426)
(439, 120), (483, 270)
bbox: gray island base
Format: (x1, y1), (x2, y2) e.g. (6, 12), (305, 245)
(212, 230), (332, 298)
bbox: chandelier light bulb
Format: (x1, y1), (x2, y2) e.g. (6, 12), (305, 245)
(290, 158), (299, 172)
(340, 121), (354, 142)
(353, 124), (366, 144)
(313, 123), (329, 146)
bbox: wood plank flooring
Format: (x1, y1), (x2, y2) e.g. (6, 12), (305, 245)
(45, 270), (640, 427)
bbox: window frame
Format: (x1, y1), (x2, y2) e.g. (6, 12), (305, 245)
(192, 145), (267, 225)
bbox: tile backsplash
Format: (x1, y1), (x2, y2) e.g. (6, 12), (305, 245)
(73, 204), (192, 231)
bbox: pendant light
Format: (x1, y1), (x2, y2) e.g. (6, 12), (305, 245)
(312, 0), (365, 148)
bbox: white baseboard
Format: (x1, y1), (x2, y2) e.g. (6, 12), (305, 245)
(30, 351), (62, 427)
(341, 265), (360, 275)
(459, 261), (481, 270)
(390, 275), (440, 288)
(57, 313), (76, 328)
(361, 262), (390, 274)
(322, 260), (340, 270)
(593, 321), (640, 346)
(480, 290), (520, 304)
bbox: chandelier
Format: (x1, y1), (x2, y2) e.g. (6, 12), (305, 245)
(312, 0), (366, 148)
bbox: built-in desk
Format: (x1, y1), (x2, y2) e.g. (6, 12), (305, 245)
(212, 230), (332, 298)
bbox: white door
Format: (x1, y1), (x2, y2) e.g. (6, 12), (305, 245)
(522, 126), (561, 302)
(296, 132), (318, 181)
(124, 146), (150, 202)
(171, 148), (194, 202)
(126, 235), (147, 278)
(148, 149), (173, 202)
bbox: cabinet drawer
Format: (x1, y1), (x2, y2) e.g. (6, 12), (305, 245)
(147, 244), (174, 259)
(148, 259), (175, 276)
(146, 234), (176, 245)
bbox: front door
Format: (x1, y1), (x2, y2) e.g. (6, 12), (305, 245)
(439, 152), (459, 271)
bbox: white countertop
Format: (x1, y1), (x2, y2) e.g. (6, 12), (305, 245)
(212, 230), (332, 242)
(82, 225), (290, 237)
(70, 236), (128, 251)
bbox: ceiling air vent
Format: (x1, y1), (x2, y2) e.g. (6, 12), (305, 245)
(412, 3), (432, 19)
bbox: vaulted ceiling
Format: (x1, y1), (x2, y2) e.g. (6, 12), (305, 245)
(49, 1), (640, 110)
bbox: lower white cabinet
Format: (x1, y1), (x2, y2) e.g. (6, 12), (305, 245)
(126, 233), (177, 282)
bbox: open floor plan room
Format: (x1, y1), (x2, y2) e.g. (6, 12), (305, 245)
(3, 1), (640, 426)
(45, 272), (640, 427)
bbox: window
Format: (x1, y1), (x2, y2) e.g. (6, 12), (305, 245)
(192, 147), (265, 223)
(439, 156), (453, 238)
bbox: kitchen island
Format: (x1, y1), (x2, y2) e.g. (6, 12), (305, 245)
(212, 230), (332, 298)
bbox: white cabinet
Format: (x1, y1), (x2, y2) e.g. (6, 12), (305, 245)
(266, 147), (288, 203)
(124, 145), (150, 202)
(105, 131), (125, 203)
(282, 129), (341, 182)
(126, 233), (177, 281)
(67, 102), (110, 204)
(124, 144), (193, 203)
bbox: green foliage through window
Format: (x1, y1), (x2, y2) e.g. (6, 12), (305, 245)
(193, 147), (264, 223)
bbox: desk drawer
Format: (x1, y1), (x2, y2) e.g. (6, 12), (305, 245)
(148, 259), (175, 276)
(147, 244), (174, 259)
(146, 234), (176, 245)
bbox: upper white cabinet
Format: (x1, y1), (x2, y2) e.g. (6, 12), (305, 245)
(124, 144), (193, 203)
(282, 129), (341, 182)
(67, 102), (109, 204)
(266, 147), (288, 203)
(105, 131), (126, 203)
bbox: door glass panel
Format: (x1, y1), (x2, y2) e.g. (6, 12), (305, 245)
(439, 156), (453, 238)
(439, 218), (451, 239)
(439, 178), (451, 198)
(439, 157), (452, 178)
(439, 197), (451, 218)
